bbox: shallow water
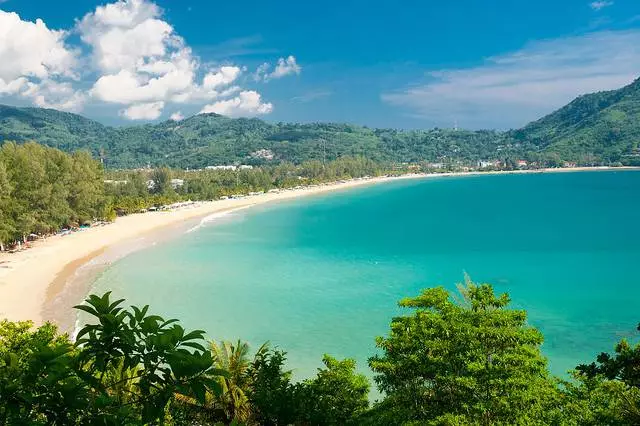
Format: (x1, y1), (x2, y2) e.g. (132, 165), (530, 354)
(90, 171), (640, 380)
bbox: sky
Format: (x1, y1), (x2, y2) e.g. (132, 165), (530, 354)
(0, 0), (639, 129)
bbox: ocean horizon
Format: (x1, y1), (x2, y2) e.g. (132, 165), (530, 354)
(88, 170), (640, 380)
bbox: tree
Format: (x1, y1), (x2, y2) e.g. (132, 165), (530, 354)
(0, 293), (228, 425)
(569, 325), (640, 425)
(150, 167), (172, 195)
(368, 277), (559, 425)
(246, 348), (299, 425)
(298, 355), (370, 426)
(577, 326), (640, 387)
(208, 340), (268, 423)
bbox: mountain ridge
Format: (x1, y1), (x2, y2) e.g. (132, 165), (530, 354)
(1, 77), (639, 168)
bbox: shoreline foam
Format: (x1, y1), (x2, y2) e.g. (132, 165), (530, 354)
(0, 167), (637, 328)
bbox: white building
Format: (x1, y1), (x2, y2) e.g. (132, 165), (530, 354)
(170, 178), (184, 189)
(206, 165), (237, 171)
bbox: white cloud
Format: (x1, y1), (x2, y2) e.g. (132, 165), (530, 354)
(79, 0), (198, 117)
(26, 80), (86, 112)
(0, 0), (296, 120)
(120, 101), (165, 120)
(254, 55), (301, 81)
(169, 111), (184, 121)
(590, 1), (613, 11)
(199, 90), (273, 117)
(272, 56), (301, 79)
(383, 30), (640, 129)
(0, 10), (80, 110)
(78, 0), (169, 73)
(78, 0), (278, 119)
(203, 66), (241, 90)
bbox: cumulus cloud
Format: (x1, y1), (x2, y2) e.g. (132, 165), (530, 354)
(199, 90), (273, 117)
(25, 80), (86, 112)
(0, 0), (298, 120)
(0, 10), (80, 110)
(76, 0), (280, 119)
(79, 0), (199, 117)
(254, 55), (301, 81)
(383, 30), (640, 129)
(169, 111), (184, 121)
(120, 101), (165, 119)
(203, 66), (242, 90)
(590, 1), (613, 10)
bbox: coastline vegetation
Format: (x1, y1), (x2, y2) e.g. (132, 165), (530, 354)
(1, 279), (639, 425)
(2, 140), (591, 251)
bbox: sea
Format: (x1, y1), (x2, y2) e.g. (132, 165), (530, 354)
(88, 170), (640, 380)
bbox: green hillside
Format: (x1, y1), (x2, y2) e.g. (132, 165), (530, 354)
(0, 106), (509, 168)
(1, 77), (639, 168)
(512, 77), (640, 164)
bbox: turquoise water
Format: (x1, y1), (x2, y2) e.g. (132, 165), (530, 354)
(90, 171), (640, 379)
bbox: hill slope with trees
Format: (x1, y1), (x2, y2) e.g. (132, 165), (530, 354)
(1, 77), (639, 168)
(512, 77), (640, 164)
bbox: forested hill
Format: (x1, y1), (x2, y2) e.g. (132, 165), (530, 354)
(0, 106), (508, 168)
(511, 77), (640, 164)
(1, 77), (639, 168)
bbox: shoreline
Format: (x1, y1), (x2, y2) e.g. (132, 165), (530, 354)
(0, 166), (638, 328)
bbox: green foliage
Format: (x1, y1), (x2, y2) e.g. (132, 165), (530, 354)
(0, 105), (509, 169)
(0, 142), (108, 248)
(368, 277), (559, 425)
(207, 340), (264, 423)
(577, 327), (640, 387)
(4, 281), (640, 424)
(0, 320), (91, 425)
(297, 355), (370, 426)
(246, 348), (299, 425)
(0, 293), (226, 425)
(513, 77), (640, 164)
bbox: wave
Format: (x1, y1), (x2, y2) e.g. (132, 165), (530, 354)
(185, 206), (250, 234)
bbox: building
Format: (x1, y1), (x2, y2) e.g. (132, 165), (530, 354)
(170, 178), (184, 189)
(206, 165), (237, 171)
(517, 160), (528, 168)
(250, 149), (275, 160)
(426, 162), (444, 169)
(477, 160), (498, 168)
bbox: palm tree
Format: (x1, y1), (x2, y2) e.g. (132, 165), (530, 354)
(208, 340), (268, 423)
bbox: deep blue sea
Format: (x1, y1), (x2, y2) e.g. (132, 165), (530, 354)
(90, 171), (640, 379)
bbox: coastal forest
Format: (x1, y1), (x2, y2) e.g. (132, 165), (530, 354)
(1, 78), (639, 169)
(0, 141), (393, 249)
(1, 279), (639, 425)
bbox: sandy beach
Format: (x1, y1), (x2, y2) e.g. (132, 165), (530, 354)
(0, 166), (636, 328)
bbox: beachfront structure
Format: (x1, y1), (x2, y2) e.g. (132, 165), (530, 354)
(426, 162), (444, 169)
(204, 165), (254, 171)
(206, 165), (237, 171)
(477, 160), (499, 168)
(170, 178), (184, 189)
(517, 160), (528, 168)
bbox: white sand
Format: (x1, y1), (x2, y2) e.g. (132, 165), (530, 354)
(0, 167), (635, 325)
(0, 175), (420, 324)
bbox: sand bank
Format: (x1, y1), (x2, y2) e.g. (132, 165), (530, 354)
(0, 167), (636, 327)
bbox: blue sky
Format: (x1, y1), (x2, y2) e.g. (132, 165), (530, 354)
(0, 0), (638, 129)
